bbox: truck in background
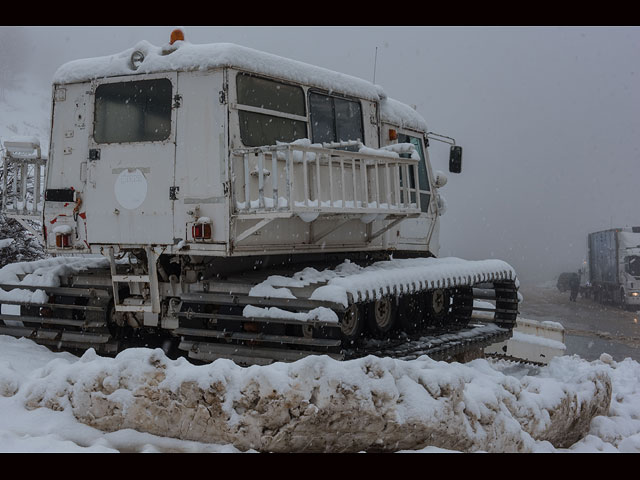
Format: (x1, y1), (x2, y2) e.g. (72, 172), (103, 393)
(581, 227), (640, 308)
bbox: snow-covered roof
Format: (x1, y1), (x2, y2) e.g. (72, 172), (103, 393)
(53, 40), (428, 132)
(379, 97), (428, 132)
(619, 231), (640, 252)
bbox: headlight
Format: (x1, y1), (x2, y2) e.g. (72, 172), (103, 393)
(630, 292), (639, 297)
(130, 50), (145, 70)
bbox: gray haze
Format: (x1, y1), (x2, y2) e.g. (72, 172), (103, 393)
(3, 26), (639, 284)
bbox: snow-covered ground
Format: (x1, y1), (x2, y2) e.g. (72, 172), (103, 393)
(0, 336), (242, 453)
(0, 334), (638, 453)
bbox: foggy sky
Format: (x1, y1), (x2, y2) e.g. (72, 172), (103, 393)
(6, 26), (640, 284)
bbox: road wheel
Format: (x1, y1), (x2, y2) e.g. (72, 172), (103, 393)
(367, 296), (396, 335)
(425, 288), (450, 327)
(341, 303), (364, 343)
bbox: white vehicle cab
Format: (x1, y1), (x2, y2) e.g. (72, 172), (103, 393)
(0, 30), (520, 365)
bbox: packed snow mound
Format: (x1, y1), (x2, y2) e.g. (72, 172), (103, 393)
(0, 256), (108, 304)
(5, 341), (613, 453)
(250, 256), (517, 307)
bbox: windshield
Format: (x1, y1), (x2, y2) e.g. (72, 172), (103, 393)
(626, 256), (640, 276)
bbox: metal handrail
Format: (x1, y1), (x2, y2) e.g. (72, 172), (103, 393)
(1, 140), (46, 218)
(231, 142), (421, 217)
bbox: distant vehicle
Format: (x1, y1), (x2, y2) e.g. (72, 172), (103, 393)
(582, 227), (640, 308)
(556, 272), (577, 292)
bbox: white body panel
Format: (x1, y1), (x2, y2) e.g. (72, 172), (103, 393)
(45, 82), (91, 249)
(174, 69), (229, 247)
(84, 72), (178, 246)
(44, 60), (442, 259)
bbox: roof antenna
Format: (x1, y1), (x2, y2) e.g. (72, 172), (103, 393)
(373, 46), (378, 84)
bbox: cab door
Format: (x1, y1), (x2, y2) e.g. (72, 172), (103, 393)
(84, 73), (178, 246)
(396, 132), (435, 249)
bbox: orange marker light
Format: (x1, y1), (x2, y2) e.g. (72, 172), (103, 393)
(170, 29), (185, 45)
(389, 129), (398, 141)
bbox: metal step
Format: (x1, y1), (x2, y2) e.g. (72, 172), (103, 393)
(111, 274), (151, 283)
(110, 295), (154, 313)
(108, 246), (160, 314)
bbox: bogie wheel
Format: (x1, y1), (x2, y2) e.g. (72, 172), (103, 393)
(341, 303), (365, 343)
(367, 296), (396, 336)
(425, 288), (450, 327)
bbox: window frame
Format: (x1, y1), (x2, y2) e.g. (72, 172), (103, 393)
(308, 89), (364, 145)
(234, 72), (308, 147)
(397, 132), (431, 214)
(92, 76), (174, 145)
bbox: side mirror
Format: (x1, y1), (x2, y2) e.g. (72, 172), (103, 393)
(449, 145), (463, 173)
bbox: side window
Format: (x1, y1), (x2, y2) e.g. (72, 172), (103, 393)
(398, 133), (430, 213)
(236, 74), (307, 147)
(94, 78), (172, 143)
(309, 92), (363, 145)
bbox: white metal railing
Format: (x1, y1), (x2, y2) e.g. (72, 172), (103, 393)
(1, 140), (46, 219)
(231, 141), (422, 219)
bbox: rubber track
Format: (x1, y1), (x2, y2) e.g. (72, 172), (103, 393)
(0, 276), (520, 365)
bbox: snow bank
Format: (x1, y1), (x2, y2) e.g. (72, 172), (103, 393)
(0, 256), (108, 304)
(4, 339), (614, 453)
(242, 305), (339, 323)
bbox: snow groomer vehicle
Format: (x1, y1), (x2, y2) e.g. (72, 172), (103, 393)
(0, 29), (519, 365)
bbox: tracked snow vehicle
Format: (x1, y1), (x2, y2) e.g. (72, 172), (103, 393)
(0, 30), (519, 365)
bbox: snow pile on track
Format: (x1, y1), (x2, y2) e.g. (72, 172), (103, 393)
(1, 336), (616, 453)
(249, 257), (517, 307)
(0, 256), (108, 303)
